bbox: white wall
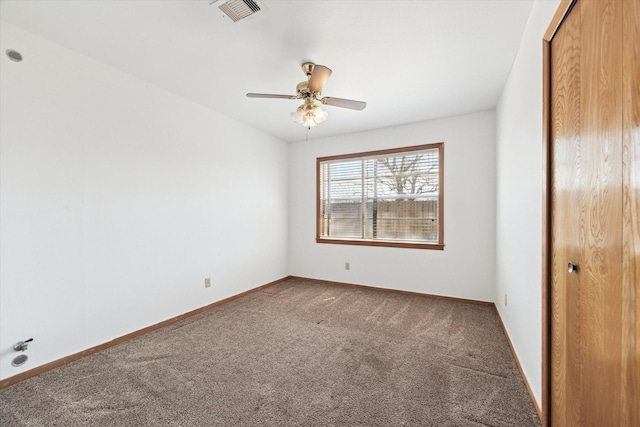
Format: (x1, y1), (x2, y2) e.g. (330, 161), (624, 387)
(289, 111), (496, 302)
(1, 1), (561, 397)
(495, 0), (560, 408)
(0, 23), (289, 381)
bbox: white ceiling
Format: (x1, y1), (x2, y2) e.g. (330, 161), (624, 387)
(0, 0), (534, 143)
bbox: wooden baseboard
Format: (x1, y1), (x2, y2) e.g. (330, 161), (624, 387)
(0, 276), (289, 390)
(288, 275), (494, 306)
(494, 307), (542, 422)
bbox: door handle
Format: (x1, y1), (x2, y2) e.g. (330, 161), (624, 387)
(568, 262), (578, 273)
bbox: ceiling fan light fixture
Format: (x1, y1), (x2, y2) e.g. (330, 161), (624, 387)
(291, 101), (327, 129)
(313, 105), (328, 123)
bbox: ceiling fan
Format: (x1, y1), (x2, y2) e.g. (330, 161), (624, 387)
(246, 62), (366, 129)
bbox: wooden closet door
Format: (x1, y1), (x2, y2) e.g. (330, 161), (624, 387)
(578, 0), (623, 422)
(550, 0), (627, 425)
(550, 3), (582, 424)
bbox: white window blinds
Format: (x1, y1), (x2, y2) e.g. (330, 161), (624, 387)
(317, 143), (443, 249)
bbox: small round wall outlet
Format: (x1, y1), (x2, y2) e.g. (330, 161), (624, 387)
(12, 354), (28, 367)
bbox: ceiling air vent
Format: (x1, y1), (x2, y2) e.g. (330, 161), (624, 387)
(211, 0), (265, 23)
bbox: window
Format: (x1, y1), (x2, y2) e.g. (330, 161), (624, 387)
(317, 143), (444, 250)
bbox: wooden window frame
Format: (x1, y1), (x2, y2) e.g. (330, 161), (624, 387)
(316, 143), (444, 250)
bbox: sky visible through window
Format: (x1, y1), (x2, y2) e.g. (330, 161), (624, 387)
(323, 151), (439, 201)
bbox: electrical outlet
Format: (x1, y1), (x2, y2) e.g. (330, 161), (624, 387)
(205, 277), (211, 288)
(504, 294), (508, 306)
(345, 262), (350, 270)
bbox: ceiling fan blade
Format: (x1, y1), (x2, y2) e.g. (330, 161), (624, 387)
(307, 65), (332, 93)
(246, 93), (297, 100)
(320, 97), (366, 111)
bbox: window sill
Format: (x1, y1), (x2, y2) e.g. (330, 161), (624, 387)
(316, 237), (444, 250)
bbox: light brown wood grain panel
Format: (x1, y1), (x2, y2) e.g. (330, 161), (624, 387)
(622, 0), (640, 424)
(550, 3), (582, 424)
(546, 1), (638, 425)
(579, 0), (624, 423)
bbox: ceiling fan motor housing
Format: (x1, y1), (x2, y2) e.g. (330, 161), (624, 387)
(296, 81), (310, 94)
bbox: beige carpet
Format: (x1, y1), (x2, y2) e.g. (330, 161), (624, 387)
(0, 278), (540, 426)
